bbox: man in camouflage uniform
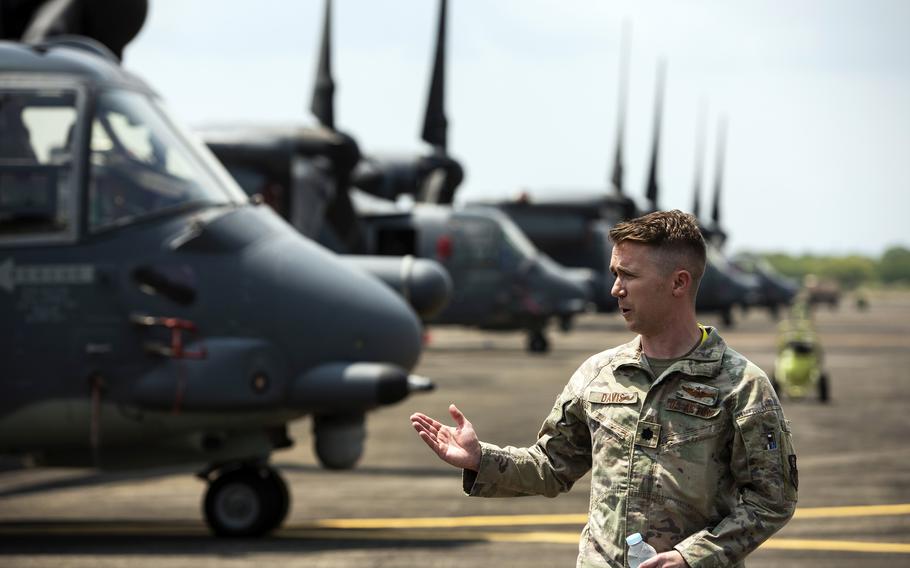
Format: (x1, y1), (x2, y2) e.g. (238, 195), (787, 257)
(411, 210), (797, 567)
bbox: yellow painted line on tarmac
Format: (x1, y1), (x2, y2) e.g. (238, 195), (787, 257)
(307, 513), (587, 529)
(283, 528), (910, 553)
(2, 523), (909, 553)
(761, 538), (910, 554)
(793, 503), (910, 519)
(307, 502), (910, 530)
(281, 527), (583, 545)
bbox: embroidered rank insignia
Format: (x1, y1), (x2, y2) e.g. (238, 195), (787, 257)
(587, 390), (638, 405)
(676, 381), (719, 406)
(635, 420), (661, 448)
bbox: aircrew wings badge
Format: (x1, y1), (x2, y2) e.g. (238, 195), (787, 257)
(676, 381), (719, 406)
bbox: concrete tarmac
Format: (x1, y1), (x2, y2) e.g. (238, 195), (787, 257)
(1, 291), (909, 567)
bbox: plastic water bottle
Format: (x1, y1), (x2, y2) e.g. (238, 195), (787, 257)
(626, 532), (657, 568)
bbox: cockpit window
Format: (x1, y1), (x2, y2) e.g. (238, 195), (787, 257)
(0, 89), (77, 236)
(498, 213), (537, 258)
(89, 90), (245, 231)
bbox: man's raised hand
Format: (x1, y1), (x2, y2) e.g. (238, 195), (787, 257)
(410, 404), (482, 471)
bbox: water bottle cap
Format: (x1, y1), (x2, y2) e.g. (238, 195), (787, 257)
(626, 533), (643, 545)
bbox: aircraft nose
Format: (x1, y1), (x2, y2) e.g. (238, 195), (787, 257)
(339, 255), (452, 320)
(243, 231), (424, 373)
(532, 256), (590, 316)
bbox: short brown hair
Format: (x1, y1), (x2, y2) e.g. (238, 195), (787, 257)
(609, 209), (707, 287)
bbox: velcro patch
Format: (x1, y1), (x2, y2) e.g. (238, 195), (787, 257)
(676, 381), (719, 406)
(788, 454), (799, 490)
(587, 390), (638, 405)
(635, 420), (661, 448)
(665, 398), (721, 419)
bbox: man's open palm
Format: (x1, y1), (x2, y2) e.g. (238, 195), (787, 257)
(410, 404), (482, 471)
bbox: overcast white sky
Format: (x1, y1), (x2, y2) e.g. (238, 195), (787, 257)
(127, 0), (910, 256)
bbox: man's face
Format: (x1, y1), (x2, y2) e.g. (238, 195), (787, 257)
(609, 241), (675, 336)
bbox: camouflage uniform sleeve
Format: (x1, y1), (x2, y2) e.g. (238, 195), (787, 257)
(674, 370), (798, 568)
(462, 371), (594, 498)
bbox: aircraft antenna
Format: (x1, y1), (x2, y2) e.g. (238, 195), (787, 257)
(310, 0), (336, 129)
(644, 58), (666, 211)
(421, 0), (448, 151)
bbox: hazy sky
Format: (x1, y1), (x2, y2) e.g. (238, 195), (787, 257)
(127, 0), (910, 256)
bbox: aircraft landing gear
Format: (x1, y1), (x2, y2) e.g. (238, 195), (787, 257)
(527, 329), (550, 354)
(203, 464), (290, 537)
(313, 414), (365, 470)
(721, 307), (735, 328)
(818, 373), (830, 403)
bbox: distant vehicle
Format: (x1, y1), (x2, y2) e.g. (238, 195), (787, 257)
(0, 1), (434, 538)
(803, 274), (841, 309)
(772, 320), (830, 402)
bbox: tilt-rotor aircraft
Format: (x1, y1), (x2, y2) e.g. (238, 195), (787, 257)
(199, 0), (452, 322)
(0, 0), (433, 537)
(204, 0), (590, 354)
(477, 36), (758, 326)
(348, 0), (591, 353)
(690, 116), (797, 318)
(466, 29), (642, 315)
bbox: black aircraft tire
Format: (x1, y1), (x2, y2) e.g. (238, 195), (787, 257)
(262, 468), (291, 533)
(769, 304), (780, 320)
(527, 331), (550, 354)
(818, 373), (830, 403)
(721, 308), (735, 328)
(204, 466), (289, 537)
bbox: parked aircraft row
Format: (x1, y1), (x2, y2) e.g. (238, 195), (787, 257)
(0, 0), (797, 538)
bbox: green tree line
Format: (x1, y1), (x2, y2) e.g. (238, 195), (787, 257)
(760, 246), (910, 289)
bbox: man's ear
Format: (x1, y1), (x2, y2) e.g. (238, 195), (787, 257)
(671, 269), (692, 297)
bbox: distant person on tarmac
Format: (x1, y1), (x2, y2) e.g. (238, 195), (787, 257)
(411, 210), (798, 567)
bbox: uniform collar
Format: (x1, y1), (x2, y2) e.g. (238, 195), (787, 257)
(611, 327), (727, 382)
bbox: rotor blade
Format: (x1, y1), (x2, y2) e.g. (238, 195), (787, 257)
(644, 58), (666, 211)
(310, 0), (335, 130)
(421, 0), (447, 151)
(711, 117), (727, 227)
(419, 168), (447, 204)
(609, 20), (631, 196)
(324, 171), (364, 253)
(20, 0), (147, 60)
(692, 99), (707, 220)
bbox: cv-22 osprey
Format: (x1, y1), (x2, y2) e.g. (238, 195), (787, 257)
(203, 0), (589, 354)
(0, 34), (433, 537)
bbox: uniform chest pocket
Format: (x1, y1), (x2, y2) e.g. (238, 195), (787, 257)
(587, 401), (639, 443)
(662, 398), (726, 447)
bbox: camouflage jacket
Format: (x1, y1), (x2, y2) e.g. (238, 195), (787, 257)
(463, 329), (797, 567)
